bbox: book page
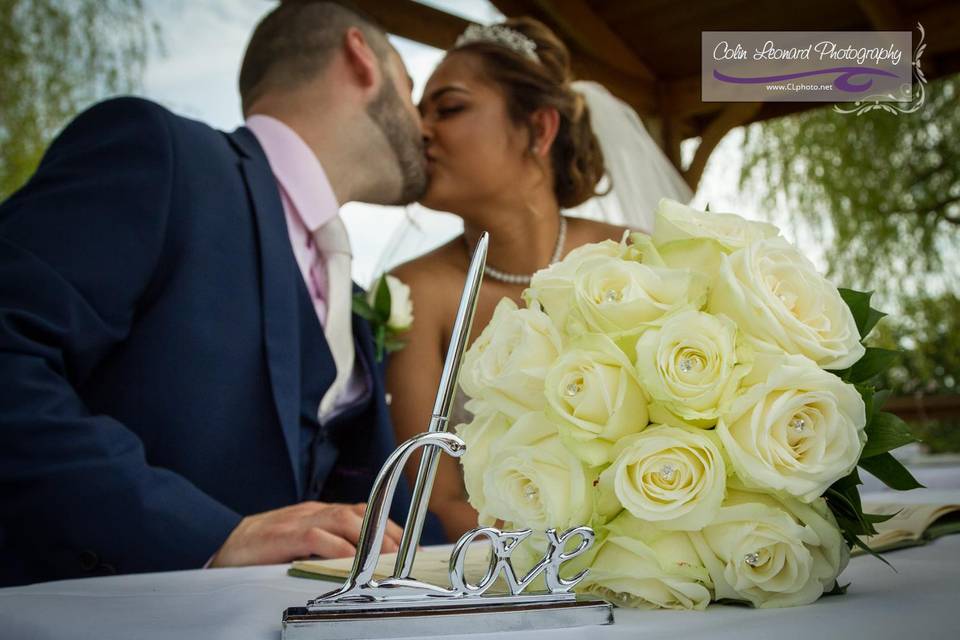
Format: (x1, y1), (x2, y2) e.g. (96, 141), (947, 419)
(857, 501), (960, 552)
(290, 544), (495, 588)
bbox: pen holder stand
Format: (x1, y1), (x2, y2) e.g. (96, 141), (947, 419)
(281, 432), (614, 639)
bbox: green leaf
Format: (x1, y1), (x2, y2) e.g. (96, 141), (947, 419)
(862, 411), (918, 458)
(863, 510), (899, 525)
(351, 295), (377, 321)
(828, 491), (877, 536)
(847, 532), (895, 570)
(862, 307), (887, 338)
(856, 384), (876, 419)
(823, 581), (850, 596)
(374, 277), (392, 322)
(838, 288), (887, 339)
(871, 389), (892, 415)
(859, 452), (924, 491)
(847, 347), (899, 383)
(838, 288), (873, 338)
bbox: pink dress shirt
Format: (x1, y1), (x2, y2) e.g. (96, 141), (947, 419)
(245, 114), (365, 412)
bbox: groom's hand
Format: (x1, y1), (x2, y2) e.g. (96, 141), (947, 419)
(209, 501), (403, 567)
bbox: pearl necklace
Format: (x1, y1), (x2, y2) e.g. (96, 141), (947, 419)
(465, 216), (568, 285)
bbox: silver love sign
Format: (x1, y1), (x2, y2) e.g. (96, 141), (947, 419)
(282, 235), (613, 639)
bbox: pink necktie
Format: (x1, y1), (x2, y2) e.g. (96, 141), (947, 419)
(311, 216), (355, 419)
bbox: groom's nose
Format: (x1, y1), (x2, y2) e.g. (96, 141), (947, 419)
(420, 120), (433, 147)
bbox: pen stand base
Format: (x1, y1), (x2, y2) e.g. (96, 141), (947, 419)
(282, 594), (613, 640)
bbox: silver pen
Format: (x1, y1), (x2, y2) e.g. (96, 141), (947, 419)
(393, 232), (488, 578)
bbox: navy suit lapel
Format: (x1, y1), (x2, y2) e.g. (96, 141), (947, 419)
(229, 127), (302, 494)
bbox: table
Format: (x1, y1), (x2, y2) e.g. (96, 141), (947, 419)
(2, 489), (957, 640)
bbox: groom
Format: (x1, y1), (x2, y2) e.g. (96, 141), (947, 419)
(0, 1), (439, 586)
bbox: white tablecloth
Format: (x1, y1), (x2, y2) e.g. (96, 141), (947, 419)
(2, 489), (958, 640)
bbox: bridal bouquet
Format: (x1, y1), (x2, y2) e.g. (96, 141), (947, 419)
(455, 198), (919, 609)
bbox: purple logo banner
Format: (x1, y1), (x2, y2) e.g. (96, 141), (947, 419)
(702, 31), (912, 102)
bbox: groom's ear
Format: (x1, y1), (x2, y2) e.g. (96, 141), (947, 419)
(342, 27), (380, 92)
(529, 107), (560, 159)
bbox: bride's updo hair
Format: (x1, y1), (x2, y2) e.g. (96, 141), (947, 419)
(454, 18), (605, 208)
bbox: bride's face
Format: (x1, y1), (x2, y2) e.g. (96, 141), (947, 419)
(418, 52), (533, 214)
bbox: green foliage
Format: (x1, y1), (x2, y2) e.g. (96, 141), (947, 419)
(867, 292), (960, 450)
(0, 0), (155, 200)
(825, 289), (922, 561)
(870, 292), (960, 397)
(740, 74), (960, 294)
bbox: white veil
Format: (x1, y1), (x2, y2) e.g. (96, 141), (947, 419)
(373, 80), (692, 274)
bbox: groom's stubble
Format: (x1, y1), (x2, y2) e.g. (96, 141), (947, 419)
(366, 75), (428, 205)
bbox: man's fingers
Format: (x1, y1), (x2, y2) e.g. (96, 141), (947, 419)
(310, 506), (366, 544)
(383, 518), (404, 547)
(303, 527), (356, 559)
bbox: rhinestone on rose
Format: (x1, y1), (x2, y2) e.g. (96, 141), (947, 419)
(744, 552), (764, 567)
(564, 381), (583, 397)
(790, 417), (806, 433)
(604, 289), (621, 303)
(678, 357), (694, 373)
(659, 464), (676, 481)
(524, 485), (539, 501)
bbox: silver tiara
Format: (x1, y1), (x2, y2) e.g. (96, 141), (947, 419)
(454, 24), (539, 62)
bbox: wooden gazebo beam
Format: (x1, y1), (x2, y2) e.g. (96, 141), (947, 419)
(351, 0), (658, 114)
(524, 0), (656, 81)
(351, 0), (468, 50)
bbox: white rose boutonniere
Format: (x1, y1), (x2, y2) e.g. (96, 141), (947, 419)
(352, 274), (414, 361)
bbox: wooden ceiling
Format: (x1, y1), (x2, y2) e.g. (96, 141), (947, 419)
(350, 0), (960, 189)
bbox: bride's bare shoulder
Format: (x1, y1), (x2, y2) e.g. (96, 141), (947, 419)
(389, 238), (467, 318)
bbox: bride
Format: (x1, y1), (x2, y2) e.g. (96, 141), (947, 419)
(386, 17), (690, 541)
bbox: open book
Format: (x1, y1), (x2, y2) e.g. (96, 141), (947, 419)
(856, 499), (960, 554)
(290, 545), (495, 587)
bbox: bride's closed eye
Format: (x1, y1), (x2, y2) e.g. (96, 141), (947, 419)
(436, 105), (466, 118)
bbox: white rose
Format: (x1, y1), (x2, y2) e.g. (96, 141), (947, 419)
(459, 298), (563, 418)
(544, 335), (649, 465)
(653, 198), (780, 252)
(567, 256), (709, 344)
(479, 411), (594, 531)
(368, 274), (414, 331)
(524, 239), (626, 330)
(708, 237), (865, 369)
(717, 353), (866, 502)
(582, 513), (712, 610)
(689, 486), (848, 608)
(635, 310), (749, 427)
(456, 408), (513, 517)
(597, 424), (726, 530)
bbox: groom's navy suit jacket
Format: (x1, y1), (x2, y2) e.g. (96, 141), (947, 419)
(0, 98), (440, 587)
